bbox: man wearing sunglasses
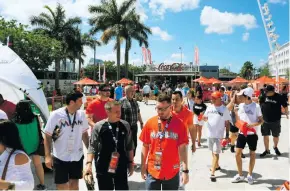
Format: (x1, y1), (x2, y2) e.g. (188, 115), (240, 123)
(86, 84), (113, 130)
(139, 94), (189, 190)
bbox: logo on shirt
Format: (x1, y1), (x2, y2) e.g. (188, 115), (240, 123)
(208, 110), (223, 116)
(150, 131), (178, 140)
(59, 118), (83, 128)
(265, 98), (277, 104)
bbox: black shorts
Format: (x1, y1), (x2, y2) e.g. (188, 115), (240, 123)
(144, 93), (150, 98)
(53, 156), (84, 184)
(236, 134), (258, 151)
(230, 124), (239, 133)
(261, 120), (281, 137)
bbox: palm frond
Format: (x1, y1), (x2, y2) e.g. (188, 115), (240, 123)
(44, 5), (56, 21)
(119, 0), (136, 17)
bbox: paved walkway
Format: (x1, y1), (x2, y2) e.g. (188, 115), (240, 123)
(38, 101), (289, 190)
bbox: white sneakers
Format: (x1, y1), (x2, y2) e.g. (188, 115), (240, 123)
(231, 174), (254, 185)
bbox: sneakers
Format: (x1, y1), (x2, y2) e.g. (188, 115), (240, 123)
(34, 184), (46, 190)
(210, 175), (216, 182)
(260, 150), (270, 157)
(274, 147), (281, 156)
(197, 142), (201, 147)
(247, 175), (254, 185)
(231, 174), (245, 183)
(230, 145), (235, 153)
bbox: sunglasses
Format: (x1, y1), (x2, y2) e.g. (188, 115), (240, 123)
(101, 89), (110, 92)
(155, 105), (171, 112)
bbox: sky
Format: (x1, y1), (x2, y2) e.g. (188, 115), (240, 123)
(0, 0), (289, 73)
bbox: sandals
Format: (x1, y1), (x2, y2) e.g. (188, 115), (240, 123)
(210, 166), (221, 171)
(210, 175), (216, 182)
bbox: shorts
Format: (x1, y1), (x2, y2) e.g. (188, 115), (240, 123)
(143, 93), (150, 98)
(193, 115), (204, 126)
(208, 138), (222, 154)
(53, 156), (84, 184)
(261, 120), (281, 137)
(236, 134), (258, 151)
(230, 124), (239, 133)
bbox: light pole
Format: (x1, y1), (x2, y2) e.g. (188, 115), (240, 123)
(179, 47), (182, 64)
(93, 44), (96, 80)
(257, 0), (280, 91)
(133, 52), (136, 81)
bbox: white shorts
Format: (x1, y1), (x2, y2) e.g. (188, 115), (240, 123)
(193, 114), (204, 126)
(208, 138), (222, 154)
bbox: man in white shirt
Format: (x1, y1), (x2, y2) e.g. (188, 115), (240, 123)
(220, 87), (229, 105)
(44, 92), (89, 190)
(0, 109), (8, 119)
(203, 91), (231, 182)
(231, 87), (263, 185)
(142, 83), (151, 105)
(75, 86), (87, 110)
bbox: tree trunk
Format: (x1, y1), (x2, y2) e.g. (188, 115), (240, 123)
(116, 37), (121, 80)
(78, 55), (82, 80)
(73, 60), (76, 72)
(63, 59), (67, 71)
(55, 59), (60, 90)
(124, 40), (129, 79)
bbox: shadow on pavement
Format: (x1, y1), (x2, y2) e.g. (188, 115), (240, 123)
(129, 181), (145, 190)
(217, 169), (262, 180)
(254, 178), (286, 190)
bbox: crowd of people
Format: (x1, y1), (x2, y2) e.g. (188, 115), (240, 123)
(0, 80), (289, 190)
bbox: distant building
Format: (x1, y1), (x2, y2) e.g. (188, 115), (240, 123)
(199, 65), (219, 79)
(88, 58), (104, 66)
(268, 42), (290, 78)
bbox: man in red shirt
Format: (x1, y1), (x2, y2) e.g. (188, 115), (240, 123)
(0, 94), (16, 119)
(139, 94), (189, 190)
(86, 84), (113, 128)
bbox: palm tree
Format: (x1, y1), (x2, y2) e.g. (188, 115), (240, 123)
(123, 13), (151, 78)
(30, 3), (81, 89)
(89, 0), (136, 80)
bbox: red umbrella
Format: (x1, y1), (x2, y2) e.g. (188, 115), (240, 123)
(117, 78), (133, 84)
(74, 77), (100, 85)
(254, 76), (275, 84)
(193, 76), (209, 83)
(274, 77), (289, 84)
(229, 76), (248, 83)
(208, 77), (222, 84)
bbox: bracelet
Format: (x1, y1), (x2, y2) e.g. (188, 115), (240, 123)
(182, 169), (189, 173)
(86, 161), (92, 165)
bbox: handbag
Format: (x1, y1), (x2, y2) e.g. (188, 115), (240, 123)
(1, 149), (16, 190)
(35, 116), (45, 156)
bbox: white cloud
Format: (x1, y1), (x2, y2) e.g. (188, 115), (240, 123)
(148, 0), (200, 18)
(200, 6), (257, 34)
(242, 32), (250, 41)
(171, 53), (185, 60)
(268, 0), (287, 4)
(151, 27), (173, 41)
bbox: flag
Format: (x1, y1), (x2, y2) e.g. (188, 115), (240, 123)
(142, 47), (148, 64)
(103, 64), (106, 82)
(98, 63), (101, 81)
(194, 47), (199, 65)
(147, 49), (152, 64)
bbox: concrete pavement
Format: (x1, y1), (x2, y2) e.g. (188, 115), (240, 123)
(38, 101), (290, 190)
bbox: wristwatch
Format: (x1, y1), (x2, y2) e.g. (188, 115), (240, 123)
(182, 169), (189, 173)
(7, 183), (15, 190)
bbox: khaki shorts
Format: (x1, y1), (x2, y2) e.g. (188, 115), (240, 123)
(208, 138), (222, 154)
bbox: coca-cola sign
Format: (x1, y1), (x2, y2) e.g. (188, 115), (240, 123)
(158, 63), (184, 71)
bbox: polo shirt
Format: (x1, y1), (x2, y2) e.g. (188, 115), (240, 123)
(172, 106), (193, 134)
(86, 97), (113, 123)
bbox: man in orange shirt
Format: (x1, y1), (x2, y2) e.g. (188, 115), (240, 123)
(171, 91), (196, 152)
(86, 84), (113, 129)
(139, 94), (189, 190)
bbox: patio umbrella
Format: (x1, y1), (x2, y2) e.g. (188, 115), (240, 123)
(208, 77), (222, 84)
(74, 77), (100, 85)
(254, 76), (275, 84)
(117, 78), (133, 84)
(229, 76), (248, 83)
(193, 76), (209, 83)
(274, 77), (289, 84)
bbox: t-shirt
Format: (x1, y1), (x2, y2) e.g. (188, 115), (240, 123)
(172, 106), (193, 133)
(44, 107), (89, 161)
(139, 115), (188, 180)
(81, 93), (87, 110)
(238, 102), (262, 135)
(204, 105), (231, 138)
(88, 119), (134, 175)
(221, 94), (229, 104)
(0, 100), (16, 119)
(143, 85), (151, 94)
(182, 87), (190, 97)
(193, 103), (207, 116)
(261, 93), (288, 122)
(86, 98), (113, 123)
(154, 85), (159, 94)
(0, 109), (8, 119)
(115, 86), (123, 101)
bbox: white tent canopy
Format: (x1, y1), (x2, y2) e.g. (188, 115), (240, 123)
(0, 45), (49, 120)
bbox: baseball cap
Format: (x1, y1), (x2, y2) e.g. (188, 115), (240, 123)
(237, 87), (254, 98)
(99, 84), (110, 91)
(265, 85), (275, 92)
(211, 91), (222, 99)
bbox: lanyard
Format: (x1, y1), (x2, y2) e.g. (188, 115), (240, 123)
(65, 108), (77, 132)
(157, 116), (172, 151)
(107, 121), (119, 152)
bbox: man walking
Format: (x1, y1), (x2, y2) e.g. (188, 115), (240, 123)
(142, 83), (151, 105)
(86, 84), (113, 128)
(231, 87), (263, 184)
(114, 83), (123, 101)
(120, 85), (144, 163)
(84, 101), (134, 190)
(259, 85), (288, 157)
(203, 91), (231, 182)
(139, 94), (189, 190)
(44, 92), (89, 190)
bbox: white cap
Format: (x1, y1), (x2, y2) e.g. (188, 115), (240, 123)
(237, 87), (254, 98)
(0, 109), (8, 120)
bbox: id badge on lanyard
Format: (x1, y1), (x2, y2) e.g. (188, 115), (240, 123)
(67, 135), (74, 153)
(154, 151), (162, 170)
(108, 151), (120, 173)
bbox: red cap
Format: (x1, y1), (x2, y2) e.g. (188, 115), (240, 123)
(211, 91), (222, 99)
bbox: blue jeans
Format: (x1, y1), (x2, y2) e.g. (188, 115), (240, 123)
(145, 172), (179, 190)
